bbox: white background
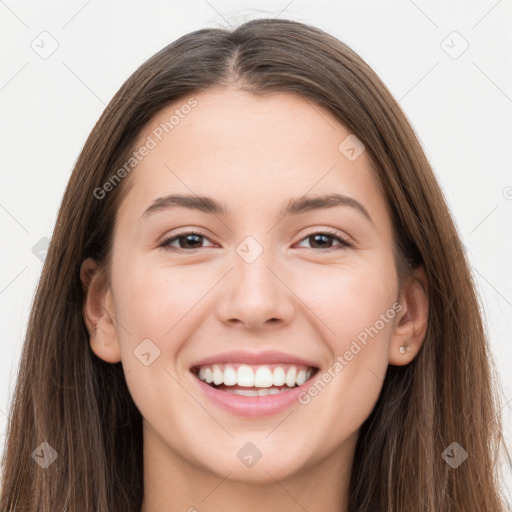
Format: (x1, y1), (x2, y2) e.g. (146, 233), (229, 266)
(1, 0), (511, 502)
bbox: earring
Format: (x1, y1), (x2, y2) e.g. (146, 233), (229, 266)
(399, 341), (410, 355)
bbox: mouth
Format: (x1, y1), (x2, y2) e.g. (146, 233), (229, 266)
(190, 363), (320, 396)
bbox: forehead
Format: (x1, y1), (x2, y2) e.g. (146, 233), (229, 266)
(117, 87), (387, 224)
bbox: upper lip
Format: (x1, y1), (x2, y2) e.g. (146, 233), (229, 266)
(190, 350), (319, 369)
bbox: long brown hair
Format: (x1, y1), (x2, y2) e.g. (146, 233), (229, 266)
(1, 18), (509, 511)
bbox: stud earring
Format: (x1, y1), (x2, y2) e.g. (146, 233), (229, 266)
(399, 341), (410, 355)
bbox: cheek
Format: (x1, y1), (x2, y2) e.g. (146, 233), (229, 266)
(112, 255), (205, 340)
(112, 246), (397, 362)
(111, 258), (202, 428)
(291, 266), (396, 446)
(291, 258), (398, 348)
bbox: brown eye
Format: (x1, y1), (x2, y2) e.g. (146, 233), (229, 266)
(160, 229), (352, 253)
(161, 232), (214, 251)
(296, 231), (352, 251)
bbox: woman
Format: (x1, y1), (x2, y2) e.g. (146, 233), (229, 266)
(1, 17), (509, 512)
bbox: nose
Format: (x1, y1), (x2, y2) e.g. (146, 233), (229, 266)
(215, 244), (296, 330)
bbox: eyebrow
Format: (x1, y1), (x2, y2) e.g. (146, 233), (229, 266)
(141, 193), (373, 224)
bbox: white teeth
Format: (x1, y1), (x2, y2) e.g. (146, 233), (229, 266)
(254, 366), (273, 387)
(285, 367), (296, 387)
(296, 369), (307, 386)
(212, 364), (223, 385)
(237, 365), (254, 387)
(223, 364), (237, 386)
(196, 363), (315, 388)
(227, 387), (294, 396)
(273, 367), (286, 386)
(232, 389), (259, 396)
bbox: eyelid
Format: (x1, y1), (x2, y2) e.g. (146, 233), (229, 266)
(295, 228), (353, 250)
(159, 229), (217, 250)
(159, 227), (353, 252)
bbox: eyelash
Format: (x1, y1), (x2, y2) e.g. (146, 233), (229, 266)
(159, 229), (353, 253)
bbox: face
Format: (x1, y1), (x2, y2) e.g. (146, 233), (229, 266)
(88, 87), (409, 483)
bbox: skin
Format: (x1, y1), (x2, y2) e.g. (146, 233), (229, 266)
(81, 87), (429, 512)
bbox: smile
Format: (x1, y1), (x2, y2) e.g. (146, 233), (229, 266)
(192, 363), (316, 395)
(190, 362), (319, 416)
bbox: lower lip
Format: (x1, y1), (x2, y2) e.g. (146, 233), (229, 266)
(191, 372), (314, 417)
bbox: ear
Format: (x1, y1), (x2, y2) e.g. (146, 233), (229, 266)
(389, 265), (429, 366)
(80, 258), (121, 364)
